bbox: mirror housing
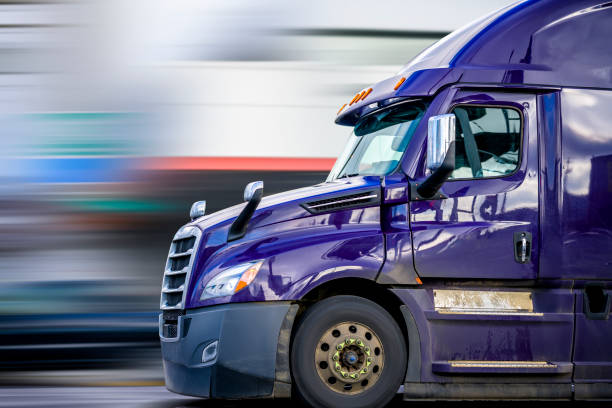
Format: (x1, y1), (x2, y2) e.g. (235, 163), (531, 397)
(190, 200), (207, 221)
(244, 181), (264, 202)
(415, 142), (455, 199)
(426, 113), (455, 173)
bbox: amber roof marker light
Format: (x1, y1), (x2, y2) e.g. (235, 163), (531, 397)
(394, 77), (406, 90)
(360, 88), (373, 101)
(339, 87), (373, 115)
(349, 91), (365, 106)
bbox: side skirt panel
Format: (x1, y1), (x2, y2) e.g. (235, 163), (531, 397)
(575, 383), (612, 401)
(403, 383), (572, 400)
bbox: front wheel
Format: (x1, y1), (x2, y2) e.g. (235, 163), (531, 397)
(291, 295), (407, 408)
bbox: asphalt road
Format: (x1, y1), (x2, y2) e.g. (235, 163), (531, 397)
(0, 387), (607, 408)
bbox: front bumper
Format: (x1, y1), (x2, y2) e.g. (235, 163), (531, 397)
(160, 302), (295, 398)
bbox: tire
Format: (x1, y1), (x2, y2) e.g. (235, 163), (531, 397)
(291, 295), (407, 408)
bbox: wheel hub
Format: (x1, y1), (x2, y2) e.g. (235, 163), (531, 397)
(342, 349), (359, 366)
(315, 322), (384, 395)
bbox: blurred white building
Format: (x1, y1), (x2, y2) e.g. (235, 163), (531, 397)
(1, 0), (516, 162)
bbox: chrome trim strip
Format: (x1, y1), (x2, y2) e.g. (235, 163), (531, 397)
(308, 194), (378, 209)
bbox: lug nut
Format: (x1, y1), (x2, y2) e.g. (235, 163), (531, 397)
(336, 344), (343, 350)
(343, 373), (349, 378)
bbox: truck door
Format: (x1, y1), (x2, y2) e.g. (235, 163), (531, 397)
(408, 90), (574, 380)
(411, 90), (538, 280)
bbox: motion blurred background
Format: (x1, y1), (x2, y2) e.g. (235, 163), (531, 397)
(0, 0), (514, 387)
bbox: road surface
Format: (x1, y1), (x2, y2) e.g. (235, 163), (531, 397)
(0, 387), (603, 408)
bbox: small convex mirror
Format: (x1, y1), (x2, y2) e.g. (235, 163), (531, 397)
(190, 200), (206, 221)
(427, 113), (455, 172)
(244, 181), (264, 202)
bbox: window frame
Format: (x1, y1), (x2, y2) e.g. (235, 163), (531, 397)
(444, 102), (524, 182)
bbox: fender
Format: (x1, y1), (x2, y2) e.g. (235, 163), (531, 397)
(187, 205), (385, 308)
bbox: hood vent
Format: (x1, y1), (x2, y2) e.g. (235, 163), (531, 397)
(302, 189), (380, 214)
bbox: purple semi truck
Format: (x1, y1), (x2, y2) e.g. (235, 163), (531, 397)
(159, 1), (612, 406)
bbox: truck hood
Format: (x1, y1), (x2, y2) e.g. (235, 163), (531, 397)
(190, 175), (382, 235)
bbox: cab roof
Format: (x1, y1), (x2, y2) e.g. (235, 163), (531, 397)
(336, 0), (612, 126)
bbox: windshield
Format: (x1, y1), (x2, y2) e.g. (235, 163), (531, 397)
(327, 101), (428, 181)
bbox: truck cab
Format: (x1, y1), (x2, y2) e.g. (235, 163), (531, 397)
(160, 1), (612, 406)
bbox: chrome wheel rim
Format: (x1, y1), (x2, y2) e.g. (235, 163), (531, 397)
(314, 321), (384, 394)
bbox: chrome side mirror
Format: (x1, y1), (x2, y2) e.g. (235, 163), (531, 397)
(244, 181), (264, 202)
(412, 113), (456, 200)
(427, 113), (455, 172)
(190, 200), (207, 221)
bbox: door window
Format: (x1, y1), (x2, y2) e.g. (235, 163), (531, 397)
(450, 106), (521, 179)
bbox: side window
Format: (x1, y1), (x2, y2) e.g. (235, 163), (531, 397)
(449, 106), (521, 179)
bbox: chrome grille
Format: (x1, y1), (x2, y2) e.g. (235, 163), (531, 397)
(160, 226), (202, 311)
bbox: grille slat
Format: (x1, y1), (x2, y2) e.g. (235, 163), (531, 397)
(168, 249), (193, 258)
(164, 269), (188, 276)
(162, 286), (184, 293)
(160, 227), (202, 315)
(302, 190), (380, 214)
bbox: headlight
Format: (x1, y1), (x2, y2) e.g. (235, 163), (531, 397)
(200, 260), (264, 300)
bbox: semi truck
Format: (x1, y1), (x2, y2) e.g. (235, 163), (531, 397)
(159, 0), (612, 406)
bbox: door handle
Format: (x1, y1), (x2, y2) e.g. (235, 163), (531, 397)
(513, 232), (532, 264)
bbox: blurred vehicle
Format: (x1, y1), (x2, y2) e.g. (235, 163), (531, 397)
(159, 0), (612, 406)
(0, 0), (517, 389)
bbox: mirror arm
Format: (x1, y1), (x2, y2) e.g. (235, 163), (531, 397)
(412, 142), (455, 200)
(228, 187), (263, 242)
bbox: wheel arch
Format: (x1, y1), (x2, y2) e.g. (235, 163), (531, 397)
(291, 277), (421, 384)
(296, 278), (406, 335)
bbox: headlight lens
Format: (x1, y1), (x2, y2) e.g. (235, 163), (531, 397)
(200, 260), (264, 300)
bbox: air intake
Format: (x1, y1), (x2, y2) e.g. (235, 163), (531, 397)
(302, 189), (380, 214)
(160, 226), (202, 311)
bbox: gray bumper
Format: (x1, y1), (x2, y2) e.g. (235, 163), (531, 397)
(160, 302), (295, 398)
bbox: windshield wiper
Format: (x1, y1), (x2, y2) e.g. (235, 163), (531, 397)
(337, 173), (360, 179)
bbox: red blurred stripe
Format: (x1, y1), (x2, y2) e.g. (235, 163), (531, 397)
(138, 157), (336, 171)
